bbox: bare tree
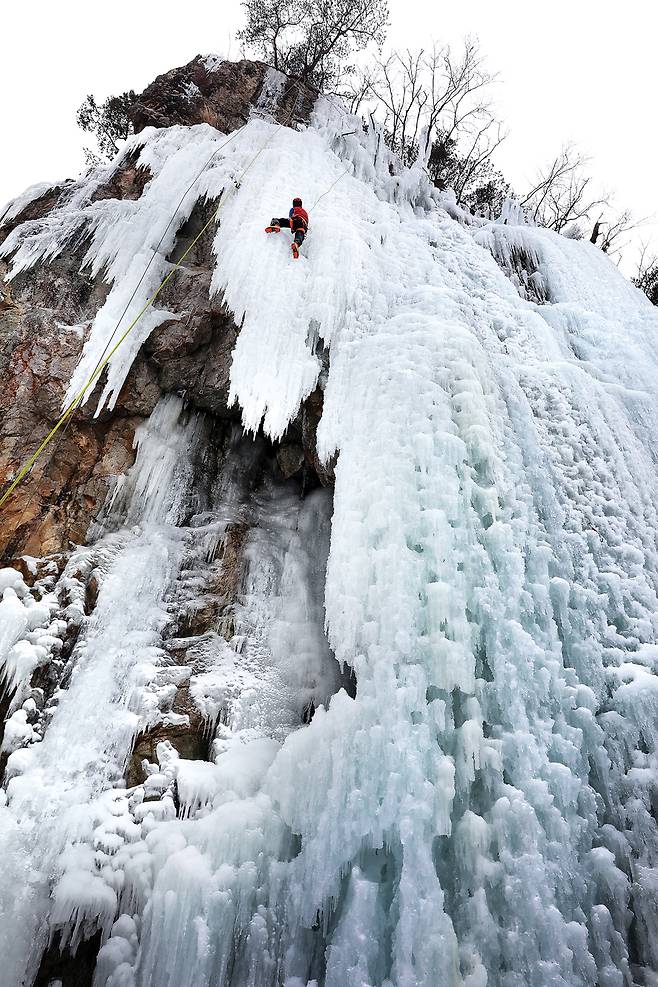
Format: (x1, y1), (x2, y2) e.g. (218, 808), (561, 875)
(342, 39), (507, 209)
(447, 119), (507, 204)
(237, 0), (304, 72)
(520, 146), (607, 232)
(357, 40), (496, 161)
(237, 0), (388, 90)
(634, 241), (658, 305)
(590, 208), (644, 258)
(342, 64), (377, 115)
(519, 148), (647, 267)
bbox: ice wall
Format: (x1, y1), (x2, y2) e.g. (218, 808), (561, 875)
(0, 84), (657, 987)
(0, 394), (340, 985)
(0, 396), (206, 983)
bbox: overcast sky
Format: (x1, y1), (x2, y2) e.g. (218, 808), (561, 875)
(1, 0), (656, 271)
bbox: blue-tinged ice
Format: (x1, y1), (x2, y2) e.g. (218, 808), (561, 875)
(0, 80), (657, 987)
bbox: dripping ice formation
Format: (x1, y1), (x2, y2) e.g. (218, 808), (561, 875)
(0, 394), (340, 986)
(0, 67), (658, 986)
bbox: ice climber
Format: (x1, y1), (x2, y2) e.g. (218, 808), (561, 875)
(265, 197), (309, 259)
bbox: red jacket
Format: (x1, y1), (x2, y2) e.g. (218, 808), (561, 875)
(289, 205), (309, 228)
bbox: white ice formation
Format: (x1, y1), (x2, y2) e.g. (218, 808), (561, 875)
(0, 64), (657, 987)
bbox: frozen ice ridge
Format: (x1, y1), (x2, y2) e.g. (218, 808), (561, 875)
(0, 79), (657, 987)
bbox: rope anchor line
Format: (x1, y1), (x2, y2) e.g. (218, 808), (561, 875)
(0, 77), (351, 514)
(0, 91), (304, 514)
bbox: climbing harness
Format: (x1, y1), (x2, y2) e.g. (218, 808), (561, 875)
(0, 81), (306, 512)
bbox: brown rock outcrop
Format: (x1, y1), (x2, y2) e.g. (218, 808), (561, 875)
(129, 56), (314, 135)
(0, 253), (155, 559)
(0, 56), (329, 564)
(90, 150), (151, 203)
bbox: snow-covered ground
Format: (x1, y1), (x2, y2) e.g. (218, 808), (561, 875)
(0, 84), (657, 986)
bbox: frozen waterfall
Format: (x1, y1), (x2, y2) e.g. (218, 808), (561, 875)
(0, 87), (657, 987)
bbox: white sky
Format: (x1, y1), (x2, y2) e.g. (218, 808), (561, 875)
(1, 0), (656, 271)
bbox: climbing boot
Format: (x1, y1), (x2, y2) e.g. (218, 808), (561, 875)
(265, 225), (281, 233)
(291, 242), (300, 259)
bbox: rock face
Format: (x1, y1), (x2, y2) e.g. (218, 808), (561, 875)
(0, 249), (144, 558)
(129, 55), (315, 134)
(0, 57), (338, 984)
(0, 56), (327, 563)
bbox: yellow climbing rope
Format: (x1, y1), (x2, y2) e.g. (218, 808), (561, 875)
(0, 90), (302, 513)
